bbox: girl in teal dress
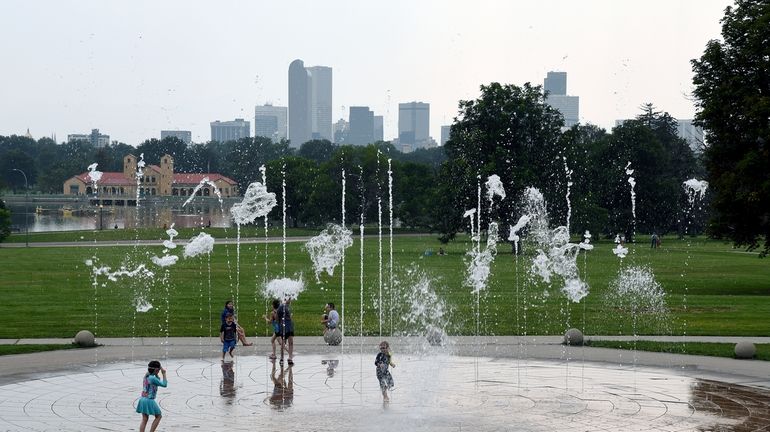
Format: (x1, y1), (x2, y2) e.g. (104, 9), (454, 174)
(136, 360), (168, 432)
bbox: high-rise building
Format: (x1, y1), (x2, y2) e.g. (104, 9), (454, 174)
(210, 119), (250, 142)
(348, 106), (374, 145)
(676, 119), (705, 153)
(543, 71), (579, 128)
(544, 71), (567, 96)
(161, 130), (192, 144)
(373, 116), (384, 142)
(333, 119), (349, 144)
(254, 104), (287, 142)
(398, 102), (430, 147)
(288, 59), (333, 147)
(440, 125), (451, 145)
(68, 129), (110, 148)
(307, 66), (333, 141)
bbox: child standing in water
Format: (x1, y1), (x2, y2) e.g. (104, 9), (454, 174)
(221, 313), (238, 360)
(262, 299), (281, 360)
(136, 360), (168, 432)
(221, 300), (253, 346)
(375, 341), (396, 402)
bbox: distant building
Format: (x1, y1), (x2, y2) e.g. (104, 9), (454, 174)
(348, 106), (375, 145)
(210, 119), (250, 142)
(161, 130), (192, 144)
(307, 66), (333, 141)
(288, 59), (332, 147)
(398, 102), (430, 148)
(676, 119), (705, 153)
(373, 116), (384, 142)
(333, 118), (349, 144)
(68, 129), (110, 148)
(543, 71), (579, 128)
(440, 125), (451, 145)
(254, 104), (287, 142)
(63, 154), (238, 203)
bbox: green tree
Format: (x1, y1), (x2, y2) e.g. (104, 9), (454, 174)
(440, 82), (565, 240)
(298, 139), (337, 164)
(691, 0), (770, 256)
(0, 199), (11, 242)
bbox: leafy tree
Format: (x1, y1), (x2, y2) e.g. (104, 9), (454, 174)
(691, 0), (770, 256)
(136, 137), (187, 165)
(0, 199), (11, 242)
(0, 150), (36, 192)
(298, 139), (337, 164)
(440, 82), (565, 240)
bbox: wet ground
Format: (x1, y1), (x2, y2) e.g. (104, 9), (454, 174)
(1, 351), (769, 431)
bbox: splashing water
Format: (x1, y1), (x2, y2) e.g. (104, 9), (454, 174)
(683, 179), (708, 204)
(151, 255), (178, 267)
(485, 174), (506, 204)
(580, 230), (594, 251)
(625, 161), (636, 222)
(231, 182), (277, 225)
(612, 234), (629, 259)
(609, 266), (667, 312)
(264, 277), (305, 300)
(184, 233), (215, 258)
(465, 222), (499, 294)
(508, 215), (531, 254)
(135, 154), (145, 206)
(522, 188), (589, 303)
(398, 268), (450, 344)
(563, 157), (573, 231)
(182, 177), (223, 208)
(163, 224), (178, 249)
(305, 223), (354, 281)
(87, 163), (102, 184)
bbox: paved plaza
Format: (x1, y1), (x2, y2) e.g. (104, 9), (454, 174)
(1, 337), (769, 431)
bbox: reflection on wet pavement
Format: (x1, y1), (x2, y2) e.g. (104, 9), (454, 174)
(0, 354), (768, 431)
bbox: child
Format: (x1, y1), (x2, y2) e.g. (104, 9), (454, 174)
(262, 299), (281, 360)
(221, 300), (253, 346)
(375, 341), (396, 402)
(220, 313), (238, 360)
(136, 360), (168, 432)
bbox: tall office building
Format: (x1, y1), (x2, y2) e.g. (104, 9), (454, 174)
(210, 119), (250, 142)
(333, 119), (349, 144)
(288, 59), (332, 147)
(373, 116), (384, 142)
(348, 106), (375, 145)
(543, 71), (579, 128)
(307, 66), (333, 141)
(68, 129), (110, 148)
(161, 130), (192, 144)
(254, 104), (287, 142)
(398, 102), (430, 147)
(676, 119), (705, 153)
(440, 125), (451, 145)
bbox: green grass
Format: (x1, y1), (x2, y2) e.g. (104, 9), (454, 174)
(0, 344), (81, 356)
(0, 235), (768, 338)
(586, 340), (770, 361)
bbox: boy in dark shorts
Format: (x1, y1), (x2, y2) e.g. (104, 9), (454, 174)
(277, 298), (295, 365)
(220, 313), (238, 360)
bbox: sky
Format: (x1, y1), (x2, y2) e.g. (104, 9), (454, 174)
(0, 0), (732, 146)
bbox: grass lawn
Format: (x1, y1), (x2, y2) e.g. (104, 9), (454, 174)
(1, 234), (768, 338)
(0, 344), (82, 356)
(586, 340), (770, 361)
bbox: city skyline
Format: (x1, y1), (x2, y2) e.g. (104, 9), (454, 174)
(1, 0), (732, 145)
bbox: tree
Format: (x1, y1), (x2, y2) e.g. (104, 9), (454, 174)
(439, 82), (565, 240)
(0, 199), (10, 242)
(298, 139), (336, 164)
(691, 0), (770, 256)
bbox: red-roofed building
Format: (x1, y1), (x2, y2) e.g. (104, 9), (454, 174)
(63, 154), (238, 203)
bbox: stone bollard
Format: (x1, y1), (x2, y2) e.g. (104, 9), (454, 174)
(426, 328), (444, 346)
(563, 328), (584, 346)
(74, 330), (96, 347)
(324, 328), (342, 346)
(734, 341), (756, 359)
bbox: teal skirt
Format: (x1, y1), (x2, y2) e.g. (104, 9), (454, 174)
(136, 397), (162, 415)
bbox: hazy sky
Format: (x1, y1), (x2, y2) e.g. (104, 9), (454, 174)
(1, 0), (732, 146)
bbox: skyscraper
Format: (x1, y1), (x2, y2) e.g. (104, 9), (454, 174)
(348, 106), (374, 145)
(307, 66), (332, 141)
(373, 116), (384, 142)
(543, 71), (579, 128)
(288, 59), (311, 147)
(398, 102), (430, 147)
(210, 119), (250, 142)
(254, 103), (287, 142)
(288, 59), (333, 147)
(440, 125), (451, 145)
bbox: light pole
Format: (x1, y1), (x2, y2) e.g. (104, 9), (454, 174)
(10, 169), (29, 247)
(99, 204), (104, 230)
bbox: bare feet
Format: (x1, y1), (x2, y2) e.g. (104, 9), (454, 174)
(243, 342), (254, 346)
